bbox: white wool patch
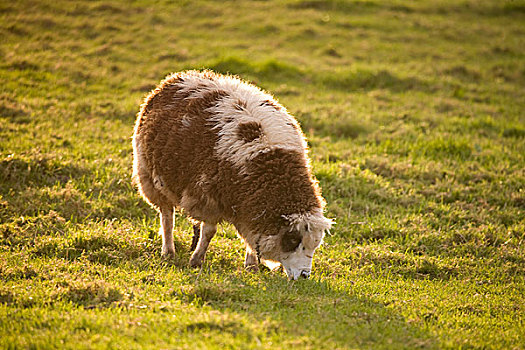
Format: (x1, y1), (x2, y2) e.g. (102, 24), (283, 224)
(175, 72), (307, 169)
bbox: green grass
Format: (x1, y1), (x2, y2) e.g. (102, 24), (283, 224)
(1, 0), (524, 348)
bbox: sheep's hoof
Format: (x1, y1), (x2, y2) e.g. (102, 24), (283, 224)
(245, 264), (259, 272)
(161, 249), (176, 259)
(189, 254), (204, 268)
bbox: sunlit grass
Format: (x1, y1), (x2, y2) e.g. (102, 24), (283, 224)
(1, 0), (524, 348)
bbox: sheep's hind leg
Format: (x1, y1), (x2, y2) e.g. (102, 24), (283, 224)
(244, 244), (259, 272)
(189, 222), (217, 268)
(160, 206), (175, 258)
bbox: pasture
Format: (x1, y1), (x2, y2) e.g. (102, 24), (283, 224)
(1, 0), (524, 348)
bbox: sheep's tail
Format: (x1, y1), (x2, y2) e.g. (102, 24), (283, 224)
(190, 223), (200, 251)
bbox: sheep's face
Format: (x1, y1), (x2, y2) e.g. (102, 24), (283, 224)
(280, 234), (322, 280)
(257, 212), (332, 280)
(278, 214), (331, 280)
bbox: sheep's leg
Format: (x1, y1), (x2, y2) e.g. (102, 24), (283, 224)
(190, 223), (200, 251)
(189, 222), (216, 268)
(160, 206), (175, 258)
(244, 243), (259, 271)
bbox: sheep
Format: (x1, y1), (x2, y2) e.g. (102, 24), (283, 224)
(132, 70), (332, 280)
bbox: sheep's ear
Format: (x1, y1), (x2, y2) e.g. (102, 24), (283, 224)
(319, 215), (334, 232)
(304, 215), (334, 234)
(281, 213), (333, 234)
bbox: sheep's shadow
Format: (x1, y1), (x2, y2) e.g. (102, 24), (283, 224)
(174, 267), (440, 349)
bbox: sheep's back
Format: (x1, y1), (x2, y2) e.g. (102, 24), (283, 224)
(133, 70), (322, 226)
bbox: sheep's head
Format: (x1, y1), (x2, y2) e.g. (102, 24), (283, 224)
(270, 210), (333, 280)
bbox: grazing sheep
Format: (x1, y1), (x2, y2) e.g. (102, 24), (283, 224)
(132, 70), (332, 279)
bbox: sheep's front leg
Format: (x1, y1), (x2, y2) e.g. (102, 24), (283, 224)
(244, 243), (259, 271)
(189, 222), (216, 268)
(160, 206), (175, 258)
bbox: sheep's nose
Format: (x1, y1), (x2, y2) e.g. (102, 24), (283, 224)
(300, 270), (310, 279)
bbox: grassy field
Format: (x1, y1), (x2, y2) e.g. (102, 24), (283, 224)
(1, 0), (524, 348)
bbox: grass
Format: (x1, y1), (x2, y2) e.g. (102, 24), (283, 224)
(1, 0), (524, 348)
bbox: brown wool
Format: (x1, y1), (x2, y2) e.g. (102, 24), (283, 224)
(237, 121), (263, 142)
(132, 70), (330, 273)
